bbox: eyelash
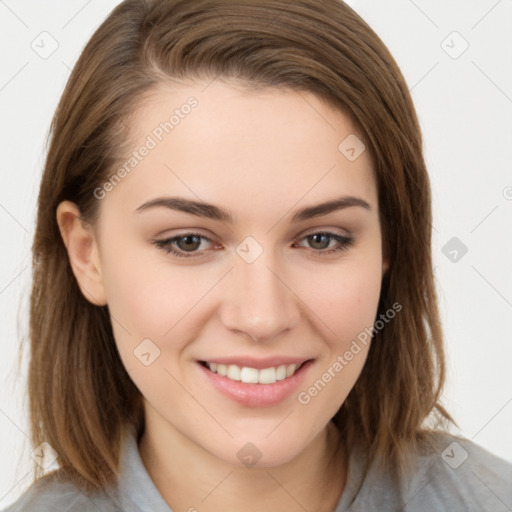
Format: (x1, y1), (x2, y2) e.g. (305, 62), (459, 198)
(153, 231), (354, 259)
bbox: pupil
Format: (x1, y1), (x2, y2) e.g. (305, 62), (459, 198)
(310, 234), (329, 249)
(179, 235), (200, 251)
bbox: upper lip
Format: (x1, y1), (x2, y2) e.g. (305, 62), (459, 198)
(199, 356), (313, 370)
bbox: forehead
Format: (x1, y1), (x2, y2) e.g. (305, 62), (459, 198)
(100, 79), (378, 223)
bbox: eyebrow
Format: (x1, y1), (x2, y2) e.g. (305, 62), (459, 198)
(134, 195), (371, 223)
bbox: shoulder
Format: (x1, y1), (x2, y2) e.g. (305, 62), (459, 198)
(345, 432), (512, 511)
(1, 470), (119, 512)
(401, 433), (512, 511)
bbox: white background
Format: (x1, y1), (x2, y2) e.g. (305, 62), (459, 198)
(1, 0), (511, 507)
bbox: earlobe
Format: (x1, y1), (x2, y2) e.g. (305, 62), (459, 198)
(56, 200), (107, 306)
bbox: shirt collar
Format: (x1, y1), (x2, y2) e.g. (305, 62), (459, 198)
(112, 424), (174, 512)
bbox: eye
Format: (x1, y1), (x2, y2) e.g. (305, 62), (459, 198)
(153, 230), (354, 259)
(153, 233), (217, 258)
(293, 231), (354, 256)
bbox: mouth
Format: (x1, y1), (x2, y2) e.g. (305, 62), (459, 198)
(196, 358), (315, 407)
(199, 360), (311, 384)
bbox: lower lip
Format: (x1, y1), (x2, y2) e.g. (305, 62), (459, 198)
(197, 360), (314, 408)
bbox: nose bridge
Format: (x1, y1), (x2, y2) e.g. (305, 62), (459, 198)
(220, 244), (299, 341)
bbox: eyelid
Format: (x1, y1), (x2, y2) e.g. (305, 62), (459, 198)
(299, 225), (351, 238)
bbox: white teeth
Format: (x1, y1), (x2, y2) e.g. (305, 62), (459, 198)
(206, 362), (302, 384)
(259, 367), (276, 384)
(276, 365), (287, 381)
(226, 364), (241, 381)
(240, 367), (259, 384)
(286, 364), (297, 377)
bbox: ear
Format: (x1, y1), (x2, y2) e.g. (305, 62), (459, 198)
(56, 200), (107, 306)
(382, 258), (389, 275)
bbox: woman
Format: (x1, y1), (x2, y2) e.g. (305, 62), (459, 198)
(4, 0), (511, 510)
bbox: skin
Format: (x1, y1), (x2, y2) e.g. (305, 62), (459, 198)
(57, 79), (388, 512)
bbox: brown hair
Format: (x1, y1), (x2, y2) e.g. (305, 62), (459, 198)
(28, 0), (455, 498)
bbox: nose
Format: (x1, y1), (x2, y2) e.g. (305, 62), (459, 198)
(219, 248), (300, 342)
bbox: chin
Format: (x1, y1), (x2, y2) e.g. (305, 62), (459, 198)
(204, 429), (318, 470)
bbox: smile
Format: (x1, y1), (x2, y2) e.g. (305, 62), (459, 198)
(202, 361), (302, 384)
(197, 358), (314, 407)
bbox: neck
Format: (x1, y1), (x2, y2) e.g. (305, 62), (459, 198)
(139, 417), (347, 512)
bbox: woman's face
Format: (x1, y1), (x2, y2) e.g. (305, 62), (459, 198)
(89, 79), (387, 467)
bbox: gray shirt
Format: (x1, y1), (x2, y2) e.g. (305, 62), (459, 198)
(3, 428), (511, 511)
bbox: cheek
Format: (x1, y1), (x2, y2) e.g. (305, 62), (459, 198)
(100, 236), (210, 336)
(292, 245), (382, 418)
(297, 251), (383, 347)
(330, 268), (381, 340)
(100, 254), (194, 404)
(99, 238), (222, 389)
